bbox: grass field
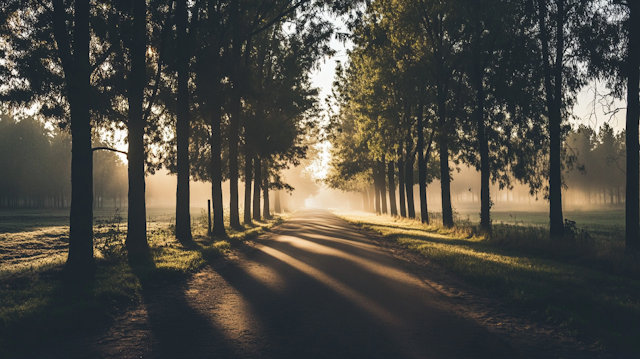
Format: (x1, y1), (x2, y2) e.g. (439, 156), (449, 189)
(428, 206), (626, 245)
(334, 209), (640, 357)
(0, 207), (210, 274)
(0, 207), (287, 357)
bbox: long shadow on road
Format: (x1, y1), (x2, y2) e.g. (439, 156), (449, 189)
(213, 209), (521, 359)
(38, 209), (523, 359)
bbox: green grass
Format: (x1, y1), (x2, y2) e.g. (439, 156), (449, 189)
(0, 209), (289, 358)
(334, 210), (640, 356)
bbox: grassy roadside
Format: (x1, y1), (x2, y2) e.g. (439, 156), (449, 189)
(0, 212), (289, 358)
(333, 210), (640, 356)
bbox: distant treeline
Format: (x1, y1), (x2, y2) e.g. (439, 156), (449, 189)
(565, 124), (626, 206)
(445, 123), (628, 207)
(0, 115), (127, 209)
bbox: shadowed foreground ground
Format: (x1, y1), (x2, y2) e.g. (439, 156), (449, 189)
(42, 209), (521, 359)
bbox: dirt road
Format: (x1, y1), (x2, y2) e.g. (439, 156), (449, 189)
(43, 209), (525, 359)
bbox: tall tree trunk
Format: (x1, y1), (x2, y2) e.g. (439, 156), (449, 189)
(398, 145), (407, 217)
(405, 133), (416, 219)
(379, 157), (388, 214)
(263, 159), (271, 219)
(627, 2), (640, 252)
(274, 190), (281, 213)
(437, 88), (453, 227)
(175, 0), (191, 242)
(126, 0), (150, 260)
(538, 0), (564, 237)
(388, 160), (397, 216)
(253, 156), (262, 220)
(417, 102), (428, 224)
(228, 88), (241, 228)
(549, 0), (565, 238)
(210, 89), (226, 236)
(474, 54), (491, 233)
(54, 0), (94, 274)
(243, 146), (253, 224)
(228, 3), (244, 229)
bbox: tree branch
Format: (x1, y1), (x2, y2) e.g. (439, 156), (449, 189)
(90, 44), (113, 75)
(93, 147), (128, 156)
(250, 0), (311, 37)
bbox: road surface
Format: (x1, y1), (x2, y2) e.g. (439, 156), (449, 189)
(46, 209), (522, 358)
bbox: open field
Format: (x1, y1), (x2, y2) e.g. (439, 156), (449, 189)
(426, 206), (626, 244)
(333, 210), (640, 356)
(0, 207), (209, 274)
(451, 203), (625, 227)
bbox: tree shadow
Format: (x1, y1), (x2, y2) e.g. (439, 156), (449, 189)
(212, 226), (518, 359)
(121, 260), (241, 359)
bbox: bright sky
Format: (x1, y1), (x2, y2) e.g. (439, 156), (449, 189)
(305, 18), (353, 182)
(573, 84), (627, 133)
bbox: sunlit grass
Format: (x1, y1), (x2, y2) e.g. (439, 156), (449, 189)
(0, 209), (290, 357)
(334, 210), (640, 356)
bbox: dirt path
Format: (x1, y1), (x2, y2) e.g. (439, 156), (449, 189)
(38, 209), (605, 358)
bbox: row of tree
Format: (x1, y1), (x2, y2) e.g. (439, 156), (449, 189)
(0, 114), (127, 209)
(1, 0), (351, 276)
(326, 0), (639, 252)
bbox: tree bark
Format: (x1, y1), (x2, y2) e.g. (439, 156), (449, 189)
(398, 144), (406, 217)
(54, 0), (95, 274)
(210, 89), (226, 237)
(378, 157), (388, 214)
(417, 102), (428, 224)
(368, 185), (374, 212)
(437, 88), (453, 227)
(538, 0), (564, 237)
(263, 159), (271, 219)
(175, 0), (192, 242)
(228, 87), (241, 228)
(627, 2), (640, 252)
(243, 146), (253, 224)
(478, 80), (491, 232)
(126, 0), (150, 261)
(253, 156), (262, 220)
(373, 164), (381, 214)
(473, 48), (491, 233)
(388, 160), (397, 216)
(228, 4), (243, 229)
(405, 132), (416, 219)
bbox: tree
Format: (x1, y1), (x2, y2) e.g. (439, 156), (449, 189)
(574, 0), (637, 250)
(624, 1), (639, 251)
(414, 0), (467, 227)
(0, 0), (96, 274)
(125, 0), (151, 261)
(535, 0), (592, 237)
(175, 0), (192, 242)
